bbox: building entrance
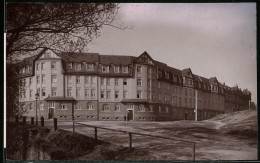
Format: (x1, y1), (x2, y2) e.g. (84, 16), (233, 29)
(127, 110), (133, 121)
(48, 108), (54, 119)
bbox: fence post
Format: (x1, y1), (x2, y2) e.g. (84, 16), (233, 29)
(23, 116), (26, 124)
(95, 127), (97, 141)
(192, 142), (195, 161)
(129, 132), (132, 150)
(73, 122), (75, 133)
(31, 117), (34, 125)
(40, 116), (44, 127)
(54, 118), (57, 131)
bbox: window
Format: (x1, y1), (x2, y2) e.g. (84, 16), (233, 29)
(107, 90), (111, 99)
(129, 104), (134, 109)
(75, 103), (82, 110)
(101, 78), (105, 85)
(115, 91), (119, 99)
(115, 78), (119, 85)
(36, 63), (40, 70)
(147, 91), (151, 100)
(165, 72), (170, 79)
(76, 76), (81, 83)
(122, 66), (128, 73)
(67, 88), (72, 96)
(29, 78), (32, 85)
(52, 88), (57, 96)
(123, 91), (127, 99)
(29, 103), (33, 111)
(51, 75), (57, 83)
(68, 63), (73, 69)
(41, 62), (45, 70)
(164, 97), (167, 102)
(85, 76), (89, 84)
(91, 89), (95, 97)
(148, 67), (152, 75)
(159, 106), (162, 112)
(137, 78), (142, 86)
(107, 78), (111, 85)
(42, 88), (46, 96)
(42, 74), (46, 83)
(166, 107), (169, 113)
(87, 103), (94, 110)
(101, 91), (105, 99)
(102, 104), (109, 112)
(29, 90), (32, 98)
(114, 66), (120, 73)
(102, 66), (109, 73)
(147, 78), (151, 87)
(91, 76), (96, 84)
(137, 65), (142, 73)
(138, 105), (145, 112)
(61, 103), (67, 110)
(85, 89), (90, 97)
(23, 90), (26, 98)
(115, 104), (120, 111)
(123, 78), (127, 85)
(158, 82), (161, 88)
(51, 62), (56, 70)
(37, 88), (40, 95)
(68, 76), (72, 83)
(159, 94), (161, 100)
(76, 88), (81, 97)
(86, 63), (94, 71)
(137, 91), (142, 99)
(49, 102), (55, 108)
(148, 105), (153, 112)
(40, 103), (44, 110)
(75, 63), (81, 70)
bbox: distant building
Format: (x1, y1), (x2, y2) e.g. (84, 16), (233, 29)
(18, 49), (252, 121)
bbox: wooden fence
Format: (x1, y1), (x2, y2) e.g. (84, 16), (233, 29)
(73, 122), (197, 161)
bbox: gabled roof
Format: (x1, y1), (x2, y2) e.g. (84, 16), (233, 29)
(134, 51), (155, 65)
(182, 68), (193, 77)
(99, 55), (136, 66)
(209, 77), (218, 85)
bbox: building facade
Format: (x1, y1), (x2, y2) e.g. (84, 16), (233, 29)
(18, 49), (252, 121)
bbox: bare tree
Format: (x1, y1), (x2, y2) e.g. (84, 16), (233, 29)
(6, 3), (123, 62)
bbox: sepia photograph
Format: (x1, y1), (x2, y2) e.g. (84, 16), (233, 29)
(5, 2), (257, 161)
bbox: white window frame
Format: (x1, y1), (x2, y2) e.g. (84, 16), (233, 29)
(76, 76), (81, 83)
(137, 78), (142, 86)
(52, 87), (57, 96)
(115, 104), (121, 112)
(137, 65), (142, 73)
(102, 66), (109, 73)
(51, 62), (56, 70)
(51, 75), (57, 83)
(137, 91), (142, 99)
(122, 66), (128, 73)
(67, 88), (72, 96)
(60, 103), (67, 110)
(75, 63), (81, 70)
(114, 66), (120, 73)
(87, 103), (94, 110)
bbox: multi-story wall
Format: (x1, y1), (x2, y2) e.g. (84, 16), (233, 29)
(18, 49), (252, 121)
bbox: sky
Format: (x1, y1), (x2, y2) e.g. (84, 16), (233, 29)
(88, 3), (257, 103)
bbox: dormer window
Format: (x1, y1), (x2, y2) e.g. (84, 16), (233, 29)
(86, 63), (94, 71)
(68, 63), (73, 69)
(114, 66), (120, 73)
(22, 67), (25, 73)
(102, 66), (109, 73)
(75, 63), (81, 70)
(158, 70), (163, 78)
(122, 66), (128, 73)
(165, 72), (170, 79)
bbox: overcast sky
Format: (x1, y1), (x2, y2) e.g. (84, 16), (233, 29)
(88, 3), (257, 103)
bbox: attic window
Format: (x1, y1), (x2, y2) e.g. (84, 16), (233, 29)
(86, 63), (94, 71)
(68, 63), (73, 69)
(122, 66), (128, 73)
(102, 66), (109, 73)
(165, 72), (170, 79)
(114, 66), (120, 73)
(75, 63), (81, 70)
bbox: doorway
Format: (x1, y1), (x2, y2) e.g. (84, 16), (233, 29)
(48, 108), (54, 119)
(127, 110), (133, 121)
(184, 111), (188, 120)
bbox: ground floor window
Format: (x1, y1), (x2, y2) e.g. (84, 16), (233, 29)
(87, 103), (94, 110)
(138, 105), (145, 112)
(60, 103), (67, 110)
(102, 104), (110, 112)
(115, 104), (120, 112)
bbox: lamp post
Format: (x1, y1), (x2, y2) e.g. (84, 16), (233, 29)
(35, 93), (39, 125)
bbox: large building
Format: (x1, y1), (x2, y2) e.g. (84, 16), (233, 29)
(18, 49), (252, 121)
